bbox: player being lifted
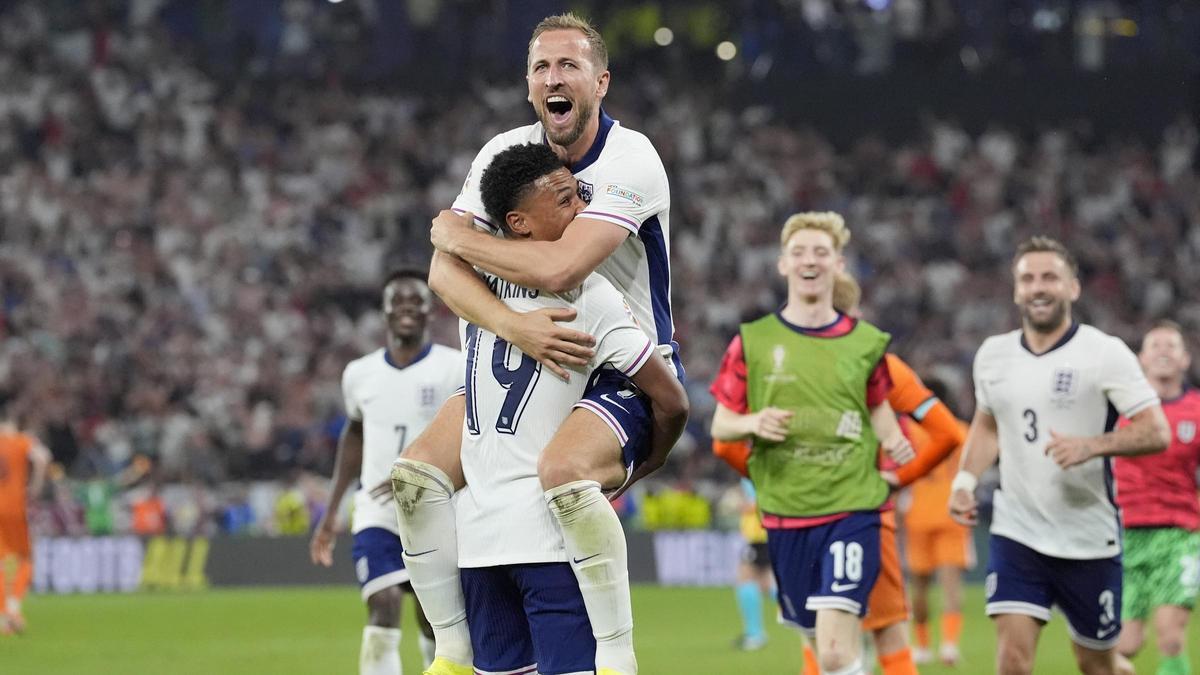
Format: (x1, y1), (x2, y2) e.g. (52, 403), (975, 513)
(1114, 320), (1200, 675)
(444, 142), (686, 675)
(391, 13), (680, 675)
(950, 236), (1171, 675)
(710, 212), (914, 675)
(310, 271), (461, 675)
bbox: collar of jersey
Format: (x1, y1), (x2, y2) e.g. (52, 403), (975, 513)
(383, 343), (433, 370)
(1019, 321), (1079, 357)
(552, 108), (615, 174)
(773, 309), (856, 338)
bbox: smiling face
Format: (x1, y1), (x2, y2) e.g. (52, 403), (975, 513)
(777, 228), (845, 302)
(1139, 326), (1190, 382)
(505, 167), (585, 242)
(382, 277), (432, 342)
(1013, 251), (1080, 334)
(527, 29), (610, 148)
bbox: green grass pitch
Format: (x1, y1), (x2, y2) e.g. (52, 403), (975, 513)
(3, 585), (1197, 673)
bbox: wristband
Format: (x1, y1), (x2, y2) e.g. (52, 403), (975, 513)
(951, 471), (978, 494)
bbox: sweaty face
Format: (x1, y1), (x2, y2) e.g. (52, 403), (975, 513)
(512, 168), (585, 242)
(527, 30), (607, 147)
(383, 279), (432, 340)
(1139, 327), (1190, 381)
(777, 229), (844, 299)
(1013, 251), (1080, 333)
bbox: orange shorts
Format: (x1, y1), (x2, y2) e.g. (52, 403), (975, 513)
(863, 510), (909, 631)
(904, 522), (974, 576)
(0, 515), (31, 559)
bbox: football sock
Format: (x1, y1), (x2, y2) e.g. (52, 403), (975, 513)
(12, 559), (30, 601)
(879, 646), (918, 675)
(390, 459), (471, 665)
(360, 626), (401, 675)
(546, 480), (636, 674)
(803, 644), (821, 675)
(941, 611), (962, 645)
(736, 581), (765, 639)
(418, 634), (436, 668)
(1159, 654), (1190, 675)
(914, 621), (931, 648)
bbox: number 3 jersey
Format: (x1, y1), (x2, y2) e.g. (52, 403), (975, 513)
(973, 323), (1159, 559)
(341, 345), (463, 535)
(455, 274), (655, 568)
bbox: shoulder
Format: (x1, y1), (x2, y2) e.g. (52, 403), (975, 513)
(977, 331), (1020, 358)
(851, 318), (890, 341)
(343, 349), (383, 380)
(600, 124), (666, 172)
(429, 344), (462, 365)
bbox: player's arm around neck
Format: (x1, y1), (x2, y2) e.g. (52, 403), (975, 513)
(443, 215), (628, 294)
(310, 418), (363, 567)
(1046, 405), (1170, 469)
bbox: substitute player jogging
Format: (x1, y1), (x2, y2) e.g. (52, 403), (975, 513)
(1114, 320), (1200, 675)
(950, 236), (1171, 675)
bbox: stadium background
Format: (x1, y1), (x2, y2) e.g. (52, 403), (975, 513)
(1, 0), (1199, 672)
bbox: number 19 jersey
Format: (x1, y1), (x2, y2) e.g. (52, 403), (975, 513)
(972, 323), (1158, 559)
(455, 274), (655, 567)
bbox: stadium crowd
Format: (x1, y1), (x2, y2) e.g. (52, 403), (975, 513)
(2, 2), (1199, 537)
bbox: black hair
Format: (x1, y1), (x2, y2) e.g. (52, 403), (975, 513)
(382, 268), (428, 294)
(480, 143), (566, 235)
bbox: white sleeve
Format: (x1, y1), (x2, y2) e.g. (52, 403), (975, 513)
(972, 342), (993, 415)
(582, 278), (656, 376)
(1100, 336), (1160, 417)
(450, 134), (509, 234)
(341, 363), (363, 421)
(577, 141), (669, 235)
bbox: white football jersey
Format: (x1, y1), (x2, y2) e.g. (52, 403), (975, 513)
(452, 111), (676, 365)
(455, 273), (655, 567)
(342, 345), (463, 534)
(973, 323), (1159, 559)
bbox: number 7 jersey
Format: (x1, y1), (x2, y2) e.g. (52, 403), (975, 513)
(455, 273), (656, 567)
(972, 323), (1159, 559)
(342, 345), (464, 535)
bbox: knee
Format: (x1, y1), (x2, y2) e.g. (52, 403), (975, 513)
(997, 642), (1034, 675)
(1156, 630), (1184, 657)
(818, 644), (859, 673)
(537, 447), (584, 491)
(366, 587), (402, 628)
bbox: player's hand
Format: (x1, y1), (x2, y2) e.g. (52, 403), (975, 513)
(880, 470), (900, 490)
(948, 488), (978, 526)
(309, 519), (336, 567)
(430, 209), (475, 255)
(750, 407), (793, 442)
(1045, 429), (1096, 469)
(882, 433), (916, 465)
(502, 307), (596, 381)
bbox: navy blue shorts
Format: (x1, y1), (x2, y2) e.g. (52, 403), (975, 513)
(351, 527), (409, 601)
(985, 534), (1123, 650)
(767, 511), (882, 634)
(460, 562), (595, 674)
(575, 368), (653, 477)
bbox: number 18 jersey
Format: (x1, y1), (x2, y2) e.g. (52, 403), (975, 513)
(972, 323), (1158, 559)
(455, 274), (655, 567)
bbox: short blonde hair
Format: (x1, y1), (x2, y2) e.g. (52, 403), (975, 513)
(832, 272), (861, 315)
(528, 13), (609, 71)
(779, 212), (851, 252)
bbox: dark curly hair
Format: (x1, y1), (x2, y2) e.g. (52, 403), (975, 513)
(480, 143), (566, 235)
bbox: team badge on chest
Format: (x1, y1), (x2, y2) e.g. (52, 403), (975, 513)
(1177, 420), (1196, 443)
(1050, 366), (1078, 408)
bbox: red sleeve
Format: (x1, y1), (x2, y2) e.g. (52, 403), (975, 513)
(865, 356), (892, 407)
(710, 335), (749, 414)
